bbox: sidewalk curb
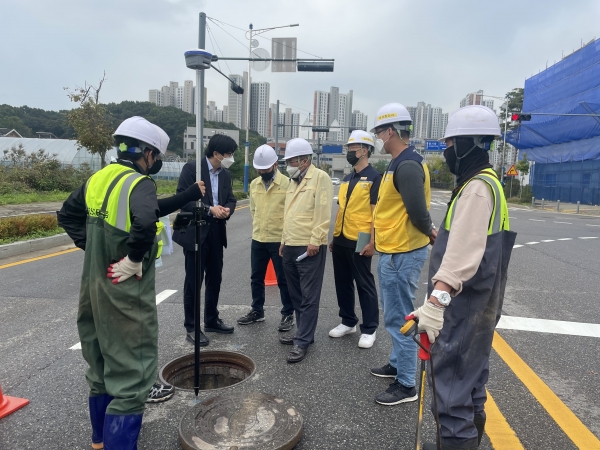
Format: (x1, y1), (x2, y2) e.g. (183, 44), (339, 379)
(0, 233), (74, 259)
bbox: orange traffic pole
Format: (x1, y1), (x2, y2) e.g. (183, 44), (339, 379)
(265, 260), (278, 286)
(0, 384), (29, 419)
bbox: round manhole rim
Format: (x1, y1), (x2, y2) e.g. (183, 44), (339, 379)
(159, 350), (257, 392)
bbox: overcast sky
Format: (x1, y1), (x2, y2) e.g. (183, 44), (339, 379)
(3, 0), (599, 124)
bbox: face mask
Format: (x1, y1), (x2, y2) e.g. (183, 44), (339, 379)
(443, 146), (456, 175)
(218, 153), (234, 169)
(286, 165), (300, 179)
(346, 150), (362, 167)
(260, 170), (274, 182)
(375, 139), (385, 155)
(147, 159), (162, 175)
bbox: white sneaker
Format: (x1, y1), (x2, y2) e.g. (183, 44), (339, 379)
(329, 324), (357, 338)
(358, 331), (376, 349)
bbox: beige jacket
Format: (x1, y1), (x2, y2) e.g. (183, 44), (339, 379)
(249, 170), (290, 243)
(432, 179), (494, 295)
(282, 164), (333, 246)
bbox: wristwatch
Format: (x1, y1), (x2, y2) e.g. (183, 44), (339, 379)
(431, 289), (451, 307)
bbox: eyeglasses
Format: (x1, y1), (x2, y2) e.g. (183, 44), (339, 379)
(374, 128), (389, 137)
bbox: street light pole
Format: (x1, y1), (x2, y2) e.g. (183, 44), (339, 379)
(242, 22), (299, 192)
(501, 100), (508, 183)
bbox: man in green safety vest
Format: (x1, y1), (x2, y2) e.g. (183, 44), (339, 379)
(58, 117), (205, 449)
(410, 106), (517, 450)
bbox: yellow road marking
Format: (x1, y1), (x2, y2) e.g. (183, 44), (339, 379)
(0, 247), (80, 270)
(485, 390), (524, 449)
(235, 205), (249, 210)
(493, 331), (600, 448)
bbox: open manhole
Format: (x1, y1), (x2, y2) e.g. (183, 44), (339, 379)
(179, 392), (303, 450)
(159, 351), (256, 391)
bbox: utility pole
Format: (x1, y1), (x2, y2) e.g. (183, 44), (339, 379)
(196, 13), (206, 183)
(244, 23), (253, 193)
(274, 99), (280, 159)
(501, 101), (508, 183)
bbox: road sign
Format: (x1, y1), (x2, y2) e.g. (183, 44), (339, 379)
(506, 164), (519, 176)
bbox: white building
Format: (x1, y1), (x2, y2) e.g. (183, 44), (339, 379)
(407, 102), (448, 140)
(183, 127), (240, 157)
(227, 72), (249, 128)
(149, 90), (163, 106)
(149, 80), (194, 114)
(351, 110), (368, 131)
(206, 101), (217, 122)
(460, 90), (494, 111)
(250, 82), (270, 138)
(313, 90), (329, 141)
(327, 87), (353, 142)
(284, 108), (300, 139)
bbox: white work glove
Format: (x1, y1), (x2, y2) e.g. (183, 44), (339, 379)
(410, 301), (445, 344)
(107, 256), (142, 284)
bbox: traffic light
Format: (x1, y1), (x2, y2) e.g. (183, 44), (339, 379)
(312, 127), (329, 133)
(511, 113), (532, 122)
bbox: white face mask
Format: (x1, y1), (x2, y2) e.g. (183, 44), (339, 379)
(219, 154), (234, 169)
(375, 139), (385, 155)
(286, 165), (300, 179)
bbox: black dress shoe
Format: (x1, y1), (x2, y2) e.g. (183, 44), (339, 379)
(287, 345), (307, 363)
(186, 331), (209, 346)
(279, 335), (314, 345)
(205, 319), (234, 334)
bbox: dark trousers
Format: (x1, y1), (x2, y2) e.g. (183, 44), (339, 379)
(332, 243), (379, 334)
(282, 245), (327, 349)
(250, 240), (294, 316)
(183, 223), (223, 332)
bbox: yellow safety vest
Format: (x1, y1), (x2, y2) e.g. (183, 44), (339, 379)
(334, 179), (374, 240)
(445, 168), (510, 234)
(85, 163), (163, 258)
(373, 149), (431, 253)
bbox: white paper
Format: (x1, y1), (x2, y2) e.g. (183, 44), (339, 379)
(296, 251), (308, 262)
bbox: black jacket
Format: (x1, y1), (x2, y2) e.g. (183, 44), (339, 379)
(58, 160), (202, 262)
(172, 158), (237, 251)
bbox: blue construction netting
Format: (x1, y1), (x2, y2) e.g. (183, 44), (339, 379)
(531, 159), (600, 205)
(506, 38), (600, 161)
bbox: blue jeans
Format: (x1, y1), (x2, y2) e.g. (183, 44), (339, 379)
(377, 246), (428, 388)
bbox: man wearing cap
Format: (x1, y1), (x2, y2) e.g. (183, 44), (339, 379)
(278, 138), (333, 363)
(58, 117), (206, 448)
(173, 134), (238, 345)
(328, 130), (381, 349)
(237, 145), (294, 332)
(369, 103), (437, 406)
(413, 106), (516, 450)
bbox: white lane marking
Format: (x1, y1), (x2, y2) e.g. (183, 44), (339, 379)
(525, 242), (539, 245)
(579, 237), (599, 239)
(554, 221), (572, 224)
(586, 224), (600, 227)
(156, 289), (177, 305)
(558, 238), (572, 241)
(432, 207), (441, 210)
(509, 216), (517, 219)
(70, 289), (177, 349)
(541, 239), (555, 242)
(513, 244), (524, 248)
(333, 196), (338, 200)
(497, 316), (600, 338)
(529, 219), (545, 222)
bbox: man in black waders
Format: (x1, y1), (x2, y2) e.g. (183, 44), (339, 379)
(410, 105), (517, 450)
(59, 116), (205, 449)
(328, 130), (381, 349)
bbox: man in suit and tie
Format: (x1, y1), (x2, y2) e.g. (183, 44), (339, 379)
(173, 134), (238, 346)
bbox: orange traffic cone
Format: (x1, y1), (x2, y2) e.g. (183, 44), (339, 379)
(265, 260), (278, 286)
(0, 384), (29, 420)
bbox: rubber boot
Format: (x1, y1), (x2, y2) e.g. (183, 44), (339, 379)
(103, 414), (143, 450)
(89, 394), (114, 449)
(474, 414), (486, 447)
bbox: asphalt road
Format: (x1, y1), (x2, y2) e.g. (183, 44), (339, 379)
(0, 188), (599, 449)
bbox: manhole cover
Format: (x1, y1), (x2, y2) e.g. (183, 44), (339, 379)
(159, 351), (255, 391)
(179, 392), (303, 450)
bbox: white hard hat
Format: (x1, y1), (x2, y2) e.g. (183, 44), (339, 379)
(346, 130), (375, 148)
(371, 103), (412, 132)
(153, 124), (169, 155)
(283, 138), (313, 160)
(114, 116), (161, 153)
(443, 105), (501, 140)
(253, 144), (278, 169)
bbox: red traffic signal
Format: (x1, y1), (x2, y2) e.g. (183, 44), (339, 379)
(511, 113), (532, 122)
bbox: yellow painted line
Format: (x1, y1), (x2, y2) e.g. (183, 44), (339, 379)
(485, 389), (524, 449)
(0, 247), (80, 270)
(235, 205), (249, 210)
(493, 331), (600, 448)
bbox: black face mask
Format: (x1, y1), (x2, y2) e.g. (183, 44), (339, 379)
(443, 146), (457, 175)
(147, 158), (162, 175)
(346, 151), (361, 167)
(444, 141), (492, 186)
(260, 170), (274, 182)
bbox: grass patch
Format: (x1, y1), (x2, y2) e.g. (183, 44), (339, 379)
(0, 191), (71, 205)
(155, 179), (179, 196)
(0, 214), (64, 244)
